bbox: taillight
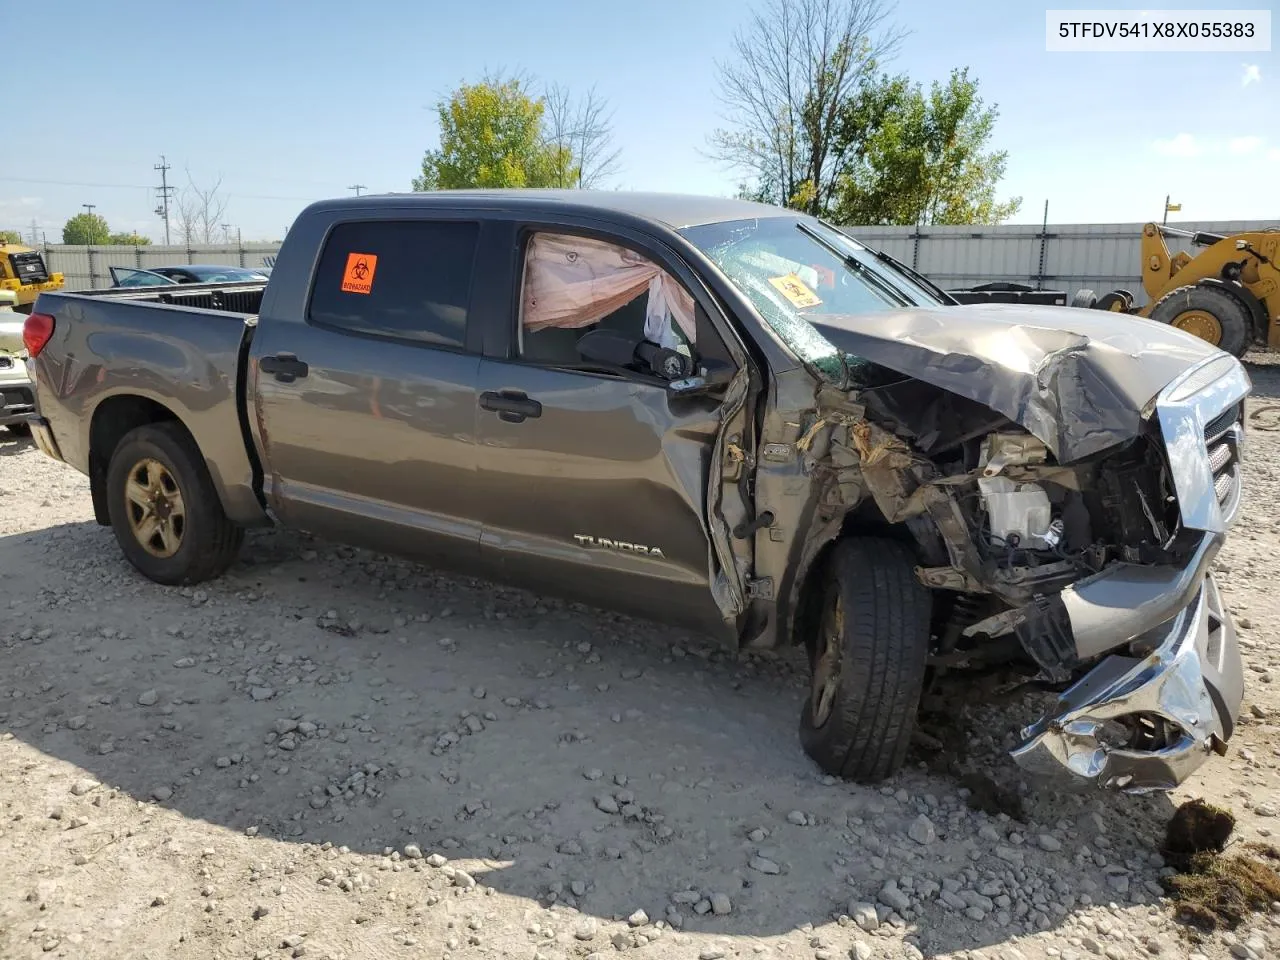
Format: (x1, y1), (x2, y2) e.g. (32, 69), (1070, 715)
(23, 313), (54, 358)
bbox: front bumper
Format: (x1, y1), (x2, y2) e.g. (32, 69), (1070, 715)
(1010, 354), (1250, 792)
(0, 370), (35, 427)
(1012, 565), (1243, 792)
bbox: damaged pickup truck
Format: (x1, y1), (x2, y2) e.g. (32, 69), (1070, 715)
(23, 191), (1249, 791)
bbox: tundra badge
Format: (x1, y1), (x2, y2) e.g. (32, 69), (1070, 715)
(573, 535), (665, 558)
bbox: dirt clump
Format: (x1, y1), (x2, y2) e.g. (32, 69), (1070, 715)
(1163, 798), (1236, 869)
(1160, 798), (1280, 931)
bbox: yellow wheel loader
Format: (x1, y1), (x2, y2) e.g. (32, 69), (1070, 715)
(1082, 223), (1279, 359)
(0, 240), (64, 313)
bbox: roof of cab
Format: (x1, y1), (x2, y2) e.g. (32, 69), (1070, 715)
(302, 190), (795, 230)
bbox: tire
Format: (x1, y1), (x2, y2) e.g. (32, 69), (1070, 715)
(105, 422), (243, 585)
(1070, 288), (1098, 309)
(798, 538), (932, 783)
(1148, 283), (1252, 358)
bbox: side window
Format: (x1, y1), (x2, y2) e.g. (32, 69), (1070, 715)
(519, 232), (696, 370)
(309, 220), (479, 349)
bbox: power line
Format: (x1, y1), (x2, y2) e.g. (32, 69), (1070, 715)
(5, 176), (331, 202)
(154, 155), (174, 245)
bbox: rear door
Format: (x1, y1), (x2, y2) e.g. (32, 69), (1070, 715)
(249, 214), (490, 572)
(473, 221), (747, 637)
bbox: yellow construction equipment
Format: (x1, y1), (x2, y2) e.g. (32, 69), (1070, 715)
(1088, 223), (1279, 359)
(0, 240), (64, 313)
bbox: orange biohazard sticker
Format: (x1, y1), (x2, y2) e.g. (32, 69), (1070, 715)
(341, 252), (378, 294)
(768, 273), (822, 309)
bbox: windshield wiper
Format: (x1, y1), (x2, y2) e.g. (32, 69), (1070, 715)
(867, 248), (957, 305)
(795, 222), (913, 308)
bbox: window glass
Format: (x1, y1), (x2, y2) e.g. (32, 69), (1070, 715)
(519, 232), (695, 369)
(309, 220), (479, 349)
(682, 217), (939, 381)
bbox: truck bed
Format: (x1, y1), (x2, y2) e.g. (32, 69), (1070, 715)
(64, 279), (268, 316)
(29, 287), (265, 527)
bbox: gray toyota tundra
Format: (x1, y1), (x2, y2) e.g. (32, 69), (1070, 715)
(22, 191), (1249, 791)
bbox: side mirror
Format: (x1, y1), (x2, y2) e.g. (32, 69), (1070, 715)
(668, 359), (735, 396)
(577, 328), (697, 381)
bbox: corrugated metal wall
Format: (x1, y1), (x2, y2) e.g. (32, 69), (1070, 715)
(843, 220), (1275, 306)
(36, 219), (1277, 302)
(40, 244), (282, 290)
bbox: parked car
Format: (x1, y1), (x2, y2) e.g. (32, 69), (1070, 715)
(0, 290), (34, 435)
(109, 267), (180, 288)
(22, 190), (1249, 791)
(147, 264), (270, 284)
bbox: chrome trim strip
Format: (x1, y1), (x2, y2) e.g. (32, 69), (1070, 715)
(1154, 354), (1251, 534)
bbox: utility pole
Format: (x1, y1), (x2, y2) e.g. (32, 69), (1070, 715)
(347, 184), (366, 196)
(29, 218), (38, 245)
(222, 223), (232, 243)
(154, 155), (174, 245)
(82, 203), (96, 215)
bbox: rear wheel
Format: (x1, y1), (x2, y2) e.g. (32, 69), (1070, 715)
(1070, 288), (1098, 309)
(106, 422), (243, 584)
(1148, 283), (1252, 358)
(798, 538), (932, 783)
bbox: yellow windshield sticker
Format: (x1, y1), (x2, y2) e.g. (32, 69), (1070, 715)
(768, 273), (822, 309)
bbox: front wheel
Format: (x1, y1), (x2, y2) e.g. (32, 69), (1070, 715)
(799, 538), (932, 783)
(106, 422), (243, 585)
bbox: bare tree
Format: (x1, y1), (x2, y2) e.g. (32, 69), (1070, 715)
(175, 170), (229, 245)
(541, 83), (622, 189)
(709, 0), (902, 214)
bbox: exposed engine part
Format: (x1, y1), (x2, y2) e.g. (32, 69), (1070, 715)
(979, 476), (1053, 549)
(981, 432), (1050, 476)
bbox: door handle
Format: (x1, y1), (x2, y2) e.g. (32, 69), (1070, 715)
(259, 352), (310, 383)
(479, 389), (542, 423)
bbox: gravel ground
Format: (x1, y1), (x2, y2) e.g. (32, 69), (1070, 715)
(2, 358), (1280, 960)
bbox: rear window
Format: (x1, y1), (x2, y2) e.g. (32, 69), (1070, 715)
(308, 220), (480, 349)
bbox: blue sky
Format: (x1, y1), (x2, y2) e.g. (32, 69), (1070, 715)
(4, 0), (1274, 242)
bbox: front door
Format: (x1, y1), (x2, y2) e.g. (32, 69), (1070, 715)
(474, 226), (739, 636)
(250, 216), (488, 571)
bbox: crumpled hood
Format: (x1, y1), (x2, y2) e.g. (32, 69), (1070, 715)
(809, 302), (1223, 463)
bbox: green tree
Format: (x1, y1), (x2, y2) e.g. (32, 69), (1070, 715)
(413, 76), (572, 191)
(832, 68), (1021, 225)
(62, 213), (111, 245)
(108, 231), (152, 245)
(708, 0), (902, 215)
(0, 229), (23, 244)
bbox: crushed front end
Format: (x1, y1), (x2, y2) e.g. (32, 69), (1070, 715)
(811, 348), (1252, 792)
(1005, 353), (1250, 790)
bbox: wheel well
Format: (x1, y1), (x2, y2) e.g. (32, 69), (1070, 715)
(789, 501), (922, 651)
(88, 396), (183, 526)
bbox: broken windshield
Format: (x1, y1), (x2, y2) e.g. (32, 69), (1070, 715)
(682, 217), (943, 381)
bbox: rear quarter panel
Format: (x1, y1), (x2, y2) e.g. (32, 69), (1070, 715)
(30, 292), (266, 525)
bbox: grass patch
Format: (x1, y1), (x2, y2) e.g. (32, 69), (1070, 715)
(1161, 799), (1280, 931)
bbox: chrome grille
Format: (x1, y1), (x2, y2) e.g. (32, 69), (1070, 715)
(1205, 418), (1242, 520)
